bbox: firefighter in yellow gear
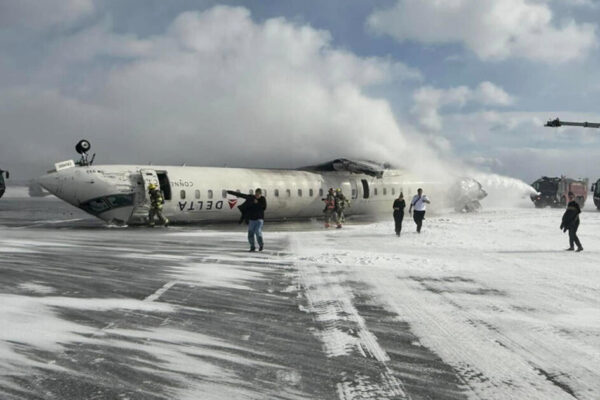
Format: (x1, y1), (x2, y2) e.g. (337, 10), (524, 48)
(148, 183), (169, 227)
(322, 188), (341, 228)
(335, 188), (350, 223)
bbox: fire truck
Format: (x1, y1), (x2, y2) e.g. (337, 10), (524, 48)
(530, 176), (588, 208)
(591, 179), (600, 210)
(0, 169), (8, 199)
(544, 118), (600, 209)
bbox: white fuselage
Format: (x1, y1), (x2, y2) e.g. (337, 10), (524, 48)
(38, 163), (441, 225)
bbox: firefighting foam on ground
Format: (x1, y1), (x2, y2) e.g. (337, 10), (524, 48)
(1, 191), (599, 400)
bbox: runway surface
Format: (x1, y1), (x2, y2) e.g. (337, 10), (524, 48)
(1, 195), (599, 399)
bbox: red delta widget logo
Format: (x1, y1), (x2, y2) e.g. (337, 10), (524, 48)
(228, 199), (238, 209)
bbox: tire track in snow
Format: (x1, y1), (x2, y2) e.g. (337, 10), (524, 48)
(371, 271), (583, 400)
(293, 249), (409, 400)
(479, 252), (600, 399)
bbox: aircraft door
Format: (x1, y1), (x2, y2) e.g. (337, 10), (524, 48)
(361, 179), (369, 199)
(139, 169), (160, 205)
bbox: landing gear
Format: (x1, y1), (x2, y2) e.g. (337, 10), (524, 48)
(75, 139), (95, 166)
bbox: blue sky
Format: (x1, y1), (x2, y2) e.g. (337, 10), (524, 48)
(2, 0), (600, 182)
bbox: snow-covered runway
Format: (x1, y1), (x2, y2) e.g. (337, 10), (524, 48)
(292, 207), (600, 399)
(1, 197), (598, 399)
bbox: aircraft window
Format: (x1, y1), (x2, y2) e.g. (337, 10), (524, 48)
(374, 188), (378, 196)
(195, 190), (201, 199)
(106, 194), (134, 208)
(392, 188), (395, 196)
(222, 190), (227, 198)
(274, 189), (279, 197)
(180, 190), (186, 199)
(309, 189), (314, 197)
(286, 189), (291, 197)
(383, 188), (387, 196)
(319, 188), (323, 197)
(298, 189), (302, 197)
(208, 190), (213, 199)
(80, 198), (110, 214)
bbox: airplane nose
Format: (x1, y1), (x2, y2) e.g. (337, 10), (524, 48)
(37, 169), (80, 206)
(37, 173), (61, 196)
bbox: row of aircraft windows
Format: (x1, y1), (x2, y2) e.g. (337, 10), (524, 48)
(178, 187), (400, 199)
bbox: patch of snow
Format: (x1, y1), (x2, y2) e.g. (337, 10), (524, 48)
(18, 282), (55, 294)
(290, 207), (600, 399)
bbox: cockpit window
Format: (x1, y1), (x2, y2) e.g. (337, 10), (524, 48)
(106, 194), (134, 208)
(80, 194), (134, 215)
(81, 198), (110, 214)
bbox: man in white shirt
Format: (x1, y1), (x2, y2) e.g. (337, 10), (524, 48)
(409, 188), (430, 233)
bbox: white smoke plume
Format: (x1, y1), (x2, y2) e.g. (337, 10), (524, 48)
(0, 6), (423, 177)
(0, 4), (536, 205)
(470, 171), (538, 208)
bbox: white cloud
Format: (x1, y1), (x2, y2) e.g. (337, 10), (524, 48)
(49, 20), (153, 63)
(474, 82), (514, 106)
(0, 0), (94, 30)
(0, 6), (431, 178)
(411, 82), (514, 131)
(551, 0), (597, 7)
(367, 0), (597, 63)
(428, 110), (600, 180)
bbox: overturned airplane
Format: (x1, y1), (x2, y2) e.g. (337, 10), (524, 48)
(38, 141), (486, 225)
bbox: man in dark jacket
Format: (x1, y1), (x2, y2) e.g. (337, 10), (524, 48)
(227, 189), (267, 251)
(392, 192), (406, 236)
(560, 191), (583, 252)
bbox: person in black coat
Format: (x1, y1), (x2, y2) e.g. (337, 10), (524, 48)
(560, 191), (583, 252)
(227, 189), (267, 251)
(392, 192), (406, 237)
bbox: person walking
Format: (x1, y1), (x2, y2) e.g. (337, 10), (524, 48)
(228, 188), (267, 252)
(409, 188), (430, 233)
(392, 192), (406, 236)
(322, 188), (341, 229)
(335, 188), (349, 223)
(560, 191), (583, 252)
(148, 183), (169, 227)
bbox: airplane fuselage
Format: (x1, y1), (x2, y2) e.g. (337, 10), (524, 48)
(38, 163), (439, 225)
